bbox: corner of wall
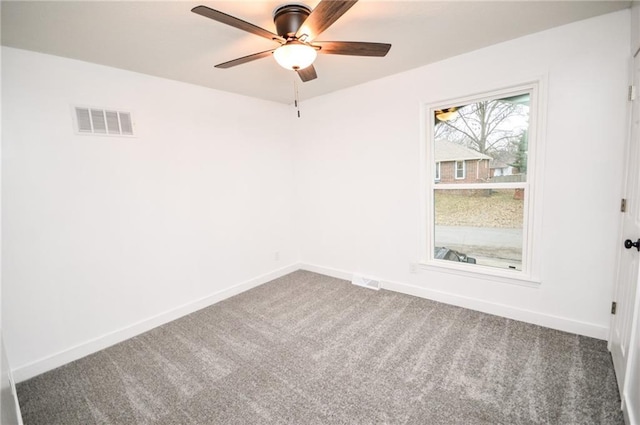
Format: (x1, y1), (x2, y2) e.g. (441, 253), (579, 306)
(11, 263), (301, 383)
(1, 335), (23, 425)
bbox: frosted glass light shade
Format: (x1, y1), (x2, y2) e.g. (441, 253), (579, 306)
(435, 111), (458, 122)
(435, 108), (459, 122)
(273, 42), (317, 70)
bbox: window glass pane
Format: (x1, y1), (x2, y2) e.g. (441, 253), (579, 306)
(434, 94), (529, 184)
(433, 188), (524, 270)
(455, 161), (465, 179)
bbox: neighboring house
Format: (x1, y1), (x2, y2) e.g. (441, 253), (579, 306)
(434, 139), (492, 183)
(489, 159), (514, 177)
(489, 155), (526, 184)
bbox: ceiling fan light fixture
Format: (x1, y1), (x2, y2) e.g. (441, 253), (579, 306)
(273, 41), (317, 71)
(435, 107), (459, 122)
(191, 2), (392, 84)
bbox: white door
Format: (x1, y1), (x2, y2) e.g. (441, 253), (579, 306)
(621, 281), (640, 424)
(610, 54), (640, 396)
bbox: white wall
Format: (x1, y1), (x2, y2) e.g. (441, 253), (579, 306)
(295, 10), (630, 339)
(1, 9), (632, 387)
(1, 2), (23, 420)
(1, 47), (298, 381)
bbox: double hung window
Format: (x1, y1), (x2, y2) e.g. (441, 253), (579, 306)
(423, 82), (542, 281)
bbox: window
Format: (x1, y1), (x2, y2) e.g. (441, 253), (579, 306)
(422, 82), (542, 282)
(455, 161), (465, 179)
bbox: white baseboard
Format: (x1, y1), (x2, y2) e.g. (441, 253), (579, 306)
(13, 262), (609, 382)
(12, 264), (300, 383)
(8, 372), (24, 425)
(624, 393), (637, 425)
(2, 335), (24, 425)
(300, 263), (609, 340)
(300, 263), (353, 281)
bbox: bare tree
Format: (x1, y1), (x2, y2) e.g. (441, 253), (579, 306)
(434, 99), (528, 156)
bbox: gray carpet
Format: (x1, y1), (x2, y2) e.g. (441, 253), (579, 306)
(18, 270), (623, 424)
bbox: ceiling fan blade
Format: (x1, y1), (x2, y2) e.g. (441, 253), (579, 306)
(192, 5), (284, 43)
(296, 65), (318, 82)
(215, 49), (275, 69)
(314, 41), (391, 57)
(295, 1), (358, 41)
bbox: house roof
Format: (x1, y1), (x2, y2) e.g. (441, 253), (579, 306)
(489, 159), (510, 169)
(489, 153), (516, 169)
(434, 140), (493, 162)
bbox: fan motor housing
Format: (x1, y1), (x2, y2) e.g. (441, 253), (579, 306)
(273, 4), (311, 38)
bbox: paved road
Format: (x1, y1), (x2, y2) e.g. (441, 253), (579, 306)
(435, 225), (523, 268)
(435, 225), (522, 248)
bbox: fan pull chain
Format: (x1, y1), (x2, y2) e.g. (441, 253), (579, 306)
(294, 79), (301, 118)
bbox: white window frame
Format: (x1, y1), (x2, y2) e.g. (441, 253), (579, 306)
(435, 162), (441, 181)
(454, 161), (466, 180)
(419, 80), (545, 285)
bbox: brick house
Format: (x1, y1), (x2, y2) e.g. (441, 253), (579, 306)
(434, 139), (492, 183)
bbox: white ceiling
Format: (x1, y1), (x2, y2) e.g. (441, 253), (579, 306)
(1, 1), (631, 104)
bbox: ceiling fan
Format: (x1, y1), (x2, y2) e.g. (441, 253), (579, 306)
(191, 1), (391, 82)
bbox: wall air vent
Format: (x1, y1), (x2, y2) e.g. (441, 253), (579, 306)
(73, 106), (135, 136)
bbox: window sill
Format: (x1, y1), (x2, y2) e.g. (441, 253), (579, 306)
(419, 260), (541, 288)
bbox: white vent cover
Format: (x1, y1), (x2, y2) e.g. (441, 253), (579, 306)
(74, 107), (134, 136)
(351, 275), (381, 291)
